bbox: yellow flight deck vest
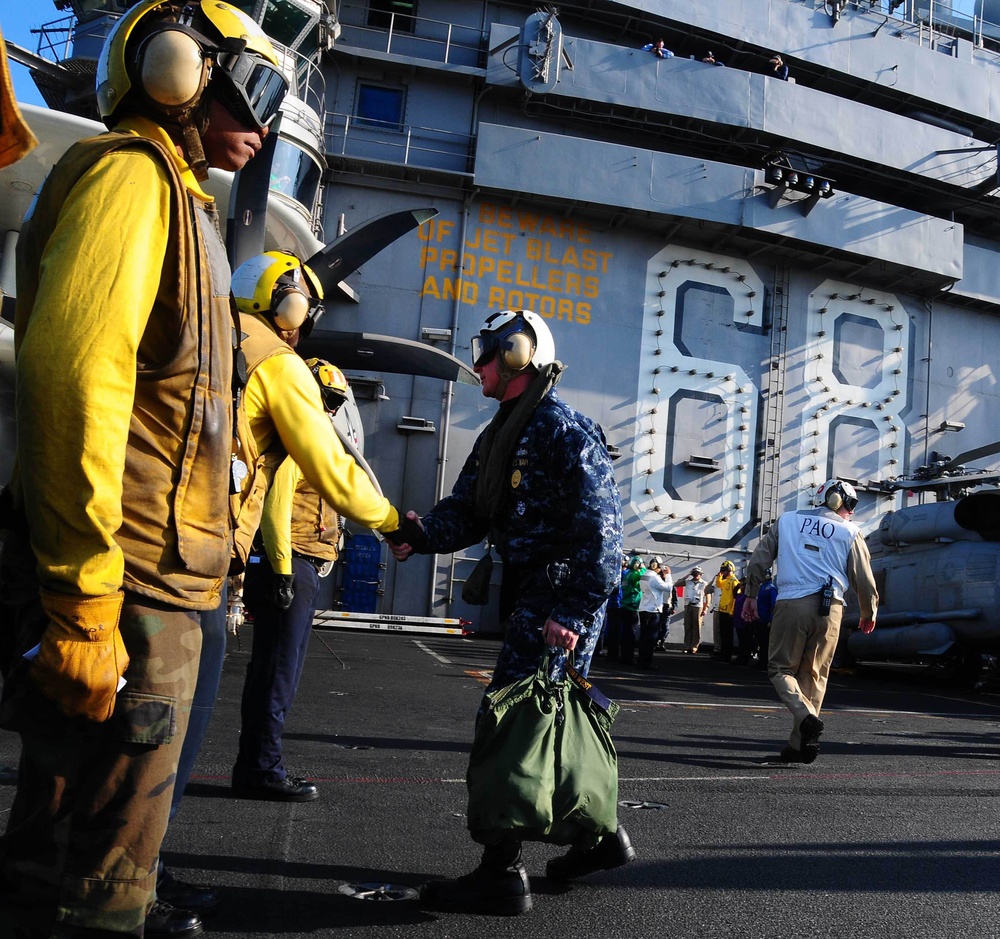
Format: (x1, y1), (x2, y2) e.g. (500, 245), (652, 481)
(230, 312), (296, 570)
(14, 133), (234, 609)
(290, 479), (341, 561)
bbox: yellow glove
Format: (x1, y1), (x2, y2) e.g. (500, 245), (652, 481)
(33, 589), (129, 722)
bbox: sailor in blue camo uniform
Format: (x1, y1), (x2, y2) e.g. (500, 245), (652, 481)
(429, 390), (621, 692)
(389, 309), (630, 916)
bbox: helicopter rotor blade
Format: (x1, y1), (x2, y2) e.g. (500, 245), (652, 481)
(305, 208), (438, 294)
(225, 114), (282, 269)
(298, 331), (478, 385)
(941, 440), (1000, 472)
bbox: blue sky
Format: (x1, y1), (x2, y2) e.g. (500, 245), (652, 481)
(2, 4), (61, 107)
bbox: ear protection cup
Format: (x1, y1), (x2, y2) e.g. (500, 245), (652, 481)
(825, 489), (844, 511)
(137, 28), (208, 109)
(501, 331), (535, 371)
(272, 286), (310, 331)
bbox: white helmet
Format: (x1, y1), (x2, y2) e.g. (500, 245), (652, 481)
(471, 310), (556, 372)
(816, 478), (858, 512)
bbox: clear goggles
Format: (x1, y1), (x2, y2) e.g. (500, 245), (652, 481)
(471, 330), (510, 367)
(213, 48), (288, 130)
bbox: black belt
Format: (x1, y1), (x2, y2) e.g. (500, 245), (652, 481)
(292, 550), (330, 569)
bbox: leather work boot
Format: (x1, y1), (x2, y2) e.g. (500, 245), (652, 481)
(157, 867), (221, 916)
(144, 899), (203, 939)
(419, 842), (531, 916)
(545, 825), (637, 882)
(231, 775), (319, 802)
(776, 746), (807, 763)
(799, 714), (825, 764)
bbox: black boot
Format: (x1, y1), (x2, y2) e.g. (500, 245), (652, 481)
(419, 841), (531, 916)
(145, 900), (203, 939)
(546, 826), (636, 882)
(157, 867), (221, 917)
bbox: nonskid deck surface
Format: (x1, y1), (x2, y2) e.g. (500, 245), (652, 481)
(2, 628), (999, 939)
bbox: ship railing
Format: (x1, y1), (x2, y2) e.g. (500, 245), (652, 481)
(335, 3), (486, 69)
(274, 41), (326, 134)
(28, 14), (110, 64)
(324, 112), (475, 174)
(837, 0), (1000, 51)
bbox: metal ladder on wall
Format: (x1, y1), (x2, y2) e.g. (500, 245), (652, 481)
(759, 266), (790, 532)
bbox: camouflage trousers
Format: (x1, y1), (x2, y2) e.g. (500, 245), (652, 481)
(0, 591), (201, 938)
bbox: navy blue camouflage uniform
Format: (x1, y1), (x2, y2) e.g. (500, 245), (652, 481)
(419, 389), (622, 693)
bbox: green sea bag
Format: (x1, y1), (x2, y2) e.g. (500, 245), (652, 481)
(466, 652), (620, 848)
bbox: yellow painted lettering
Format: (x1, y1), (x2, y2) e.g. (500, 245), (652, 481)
(557, 298), (574, 321)
(419, 246), (437, 266)
(497, 260), (514, 283)
(420, 276), (441, 299)
(576, 301), (591, 325)
(561, 246), (580, 268)
(439, 249), (458, 271)
(526, 238), (543, 261)
(583, 276), (599, 298)
(581, 249), (597, 271)
(477, 256), (495, 278)
(548, 269), (564, 292)
(487, 286), (506, 308)
(565, 272), (582, 295)
(482, 229), (500, 253)
(539, 216), (557, 236)
(538, 296), (556, 318)
(496, 206), (513, 229)
(436, 220), (455, 242)
(479, 203), (496, 224)
(516, 210), (539, 233)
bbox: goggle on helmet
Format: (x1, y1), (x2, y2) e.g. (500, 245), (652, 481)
(305, 358), (349, 415)
(471, 309), (556, 371)
(97, 0), (287, 131)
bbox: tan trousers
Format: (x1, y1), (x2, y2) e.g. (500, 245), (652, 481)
(767, 593), (842, 749)
(683, 605), (703, 651)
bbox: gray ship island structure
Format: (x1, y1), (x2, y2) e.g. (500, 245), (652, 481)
(5, 0), (1000, 671)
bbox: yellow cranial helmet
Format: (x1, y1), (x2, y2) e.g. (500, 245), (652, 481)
(305, 358), (348, 414)
(231, 250), (325, 334)
(97, 0), (287, 131)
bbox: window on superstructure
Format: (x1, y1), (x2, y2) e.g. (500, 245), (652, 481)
(356, 84), (405, 130)
(367, 0), (416, 33)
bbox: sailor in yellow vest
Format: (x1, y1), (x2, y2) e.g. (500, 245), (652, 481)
(219, 251), (400, 801)
(233, 360), (349, 802)
(0, 1), (286, 935)
(710, 560), (741, 662)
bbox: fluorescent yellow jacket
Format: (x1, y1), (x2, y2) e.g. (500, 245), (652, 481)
(713, 572), (740, 615)
(230, 313), (398, 568)
(261, 458), (341, 576)
(13, 117), (233, 608)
